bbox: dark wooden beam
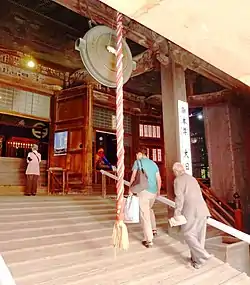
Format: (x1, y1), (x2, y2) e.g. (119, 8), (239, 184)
(53, 0), (250, 95)
(52, 0), (164, 51)
(188, 89), (233, 107)
(169, 43), (250, 94)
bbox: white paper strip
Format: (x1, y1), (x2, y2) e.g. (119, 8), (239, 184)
(177, 100), (192, 175)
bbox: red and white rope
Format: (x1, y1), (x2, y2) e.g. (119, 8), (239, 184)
(115, 12), (125, 221)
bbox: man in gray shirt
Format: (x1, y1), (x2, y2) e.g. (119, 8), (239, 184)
(172, 162), (212, 269)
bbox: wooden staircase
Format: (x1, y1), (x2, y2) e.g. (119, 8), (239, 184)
(198, 179), (243, 230)
(0, 196), (249, 284)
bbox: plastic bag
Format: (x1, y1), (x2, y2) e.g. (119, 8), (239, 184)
(124, 195), (140, 223)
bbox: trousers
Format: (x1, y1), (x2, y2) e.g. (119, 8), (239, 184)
(138, 190), (157, 242)
(26, 175), (39, 195)
(181, 216), (210, 264)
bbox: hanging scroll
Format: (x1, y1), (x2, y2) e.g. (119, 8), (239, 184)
(177, 100), (192, 175)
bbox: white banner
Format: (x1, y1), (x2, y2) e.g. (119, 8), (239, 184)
(177, 100), (192, 175)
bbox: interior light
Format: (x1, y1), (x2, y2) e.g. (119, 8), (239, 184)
(197, 114), (203, 120)
(27, 60), (35, 68)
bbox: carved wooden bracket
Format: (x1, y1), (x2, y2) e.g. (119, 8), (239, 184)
(188, 89), (233, 107)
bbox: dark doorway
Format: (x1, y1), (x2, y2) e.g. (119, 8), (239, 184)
(96, 131), (117, 166)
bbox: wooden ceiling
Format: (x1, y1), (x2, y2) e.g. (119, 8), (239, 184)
(0, 0), (224, 97)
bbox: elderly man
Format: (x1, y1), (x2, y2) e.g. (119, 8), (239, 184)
(172, 162), (211, 269)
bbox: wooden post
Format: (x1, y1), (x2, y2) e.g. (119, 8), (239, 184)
(161, 60), (187, 217)
(62, 170), (65, 195)
(47, 95), (56, 194)
(84, 84), (93, 194)
(131, 115), (139, 159)
(102, 174), (107, 198)
(48, 170), (51, 195)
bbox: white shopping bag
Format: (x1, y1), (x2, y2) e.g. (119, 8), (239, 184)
(124, 195), (140, 224)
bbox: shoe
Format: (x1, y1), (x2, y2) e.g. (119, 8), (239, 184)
(24, 193), (31, 196)
(31, 193), (36, 196)
(142, 241), (153, 248)
(153, 230), (157, 237)
(191, 261), (202, 269)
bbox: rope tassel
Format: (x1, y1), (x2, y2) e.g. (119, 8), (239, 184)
(112, 11), (129, 251)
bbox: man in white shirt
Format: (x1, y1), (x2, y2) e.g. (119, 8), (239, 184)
(25, 144), (41, 196)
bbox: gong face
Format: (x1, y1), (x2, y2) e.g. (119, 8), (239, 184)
(76, 25), (133, 88)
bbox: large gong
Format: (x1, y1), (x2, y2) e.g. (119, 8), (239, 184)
(75, 25), (133, 88)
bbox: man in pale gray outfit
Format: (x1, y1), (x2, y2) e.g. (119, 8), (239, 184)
(172, 162), (212, 269)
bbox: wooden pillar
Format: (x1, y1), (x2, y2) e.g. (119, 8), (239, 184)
(48, 95), (56, 169)
(131, 115), (139, 159)
(204, 102), (250, 232)
(161, 61), (187, 203)
(84, 84), (93, 194)
(185, 72), (196, 97)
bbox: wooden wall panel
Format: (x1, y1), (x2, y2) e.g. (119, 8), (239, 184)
(49, 85), (89, 190)
(69, 129), (83, 151)
(68, 152), (83, 173)
(50, 155), (66, 169)
(204, 104), (234, 200)
(57, 96), (84, 121)
(204, 101), (250, 232)
(0, 157), (47, 186)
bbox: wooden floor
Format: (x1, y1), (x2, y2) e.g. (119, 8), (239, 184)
(0, 195), (249, 285)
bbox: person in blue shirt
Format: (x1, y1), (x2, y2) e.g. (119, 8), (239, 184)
(129, 146), (162, 248)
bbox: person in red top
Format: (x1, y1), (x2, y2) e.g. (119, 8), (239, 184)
(95, 148), (114, 170)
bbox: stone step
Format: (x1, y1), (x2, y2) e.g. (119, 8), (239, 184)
(14, 238), (185, 285)
(0, 196), (248, 285)
(70, 256), (223, 285)
(175, 263), (241, 285)
(9, 235), (183, 281)
(0, 219), (168, 242)
(0, 212), (167, 232)
(0, 225), (155, 253)
(37, 248), (189, 285)
(221, 273), (250, 284)
(1, 222), (167, 253)
(0, 206), (166, 224)
(128, 259), (222, 285)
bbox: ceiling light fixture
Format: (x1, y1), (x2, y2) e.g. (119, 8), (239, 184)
(27, 60), (35, 68)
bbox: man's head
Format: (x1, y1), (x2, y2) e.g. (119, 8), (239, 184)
(136, 146), (148, 160)
(97, 148), (104, 154)
(32, 144), (38, 152)
(173, 162), (185, 177)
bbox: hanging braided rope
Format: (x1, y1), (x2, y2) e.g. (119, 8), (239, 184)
(112, 11), (129, 251)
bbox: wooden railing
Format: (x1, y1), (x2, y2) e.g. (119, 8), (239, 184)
(99, 171), (243, 231)
(197, 179), (243, 231)
(101, 170), (250, 244)
(93, 170), (131, 197)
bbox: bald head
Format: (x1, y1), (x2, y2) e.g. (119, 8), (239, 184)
(173, 162), (185, 177)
